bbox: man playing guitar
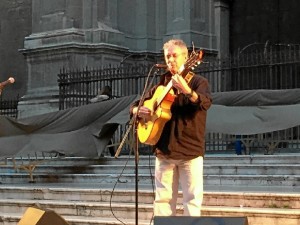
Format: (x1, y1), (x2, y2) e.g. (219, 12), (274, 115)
(130, 39), (212, 216)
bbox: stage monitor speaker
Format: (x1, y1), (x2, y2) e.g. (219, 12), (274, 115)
(18, 207), (69, 225)
(154, 216), (248, 225)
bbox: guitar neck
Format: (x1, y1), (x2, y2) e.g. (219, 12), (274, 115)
(155, 64), (189, 106)
(156, 81), (173, 106)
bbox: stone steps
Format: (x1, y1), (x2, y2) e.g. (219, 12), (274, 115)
(0, 154), (299, 225)
(0, 197), (299, 223)
(1, 164), (299, 175)
(0, 200), (299, 225)
(1, 155), (299, 188)
(3, 154), (300, 166)
(0, 173), (299, 188)
(0, 186), (299, 209)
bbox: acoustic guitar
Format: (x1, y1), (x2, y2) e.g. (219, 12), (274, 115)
(137, 50), (204, 145)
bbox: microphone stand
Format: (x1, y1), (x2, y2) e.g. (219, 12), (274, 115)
(0, 85), (3, 96)
(114, 65), (160, 225)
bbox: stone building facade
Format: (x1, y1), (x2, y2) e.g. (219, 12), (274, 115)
(0, 0), (299, 118)
(0, 0), (31, 100)
(17, 0), (229, 117)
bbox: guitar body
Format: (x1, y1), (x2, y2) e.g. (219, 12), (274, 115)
(137, 85), (175, 145)
(137, 49), (204, 145)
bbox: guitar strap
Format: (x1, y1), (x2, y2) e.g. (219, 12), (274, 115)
(184, 72), (194, 84)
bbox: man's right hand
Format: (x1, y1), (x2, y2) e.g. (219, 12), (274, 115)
(133, 106), (152, 121)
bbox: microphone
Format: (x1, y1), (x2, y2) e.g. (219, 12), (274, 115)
(0, 77), (15, 88)
(155, 64), (168, 68)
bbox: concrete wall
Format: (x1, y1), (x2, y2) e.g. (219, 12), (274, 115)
(0, 0), (31, 99)
(230, 0), (300, 53)
(2, 1), (299, 117)
(17, 0), (222, 118)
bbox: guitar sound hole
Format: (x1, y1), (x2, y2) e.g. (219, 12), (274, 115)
(144, 119), (148, 129)
(153, 101), (158, 111)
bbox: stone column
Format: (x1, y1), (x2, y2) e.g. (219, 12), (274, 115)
(19, 0), (126, 118)
(214, 0), (230, 58)
(164, 0), (217, 51)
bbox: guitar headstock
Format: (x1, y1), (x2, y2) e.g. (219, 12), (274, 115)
(179, 49), (204, 76)
(185, 50), (204, 70)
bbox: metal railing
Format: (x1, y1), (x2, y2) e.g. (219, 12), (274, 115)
(58, 43), (300, 154)
(199, 43), (300, 92)
(58, 65), (160, 110)
(0, 96), (19, 118)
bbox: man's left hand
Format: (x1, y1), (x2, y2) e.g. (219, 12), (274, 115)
(171, 74), (191, 94)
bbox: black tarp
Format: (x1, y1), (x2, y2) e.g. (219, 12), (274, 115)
(0, 89), (300, 158)
(212, 89), (300, 106)
(0, 95), (138, 159)
(208, 89), (300, 135)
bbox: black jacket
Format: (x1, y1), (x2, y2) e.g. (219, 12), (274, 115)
(130, 71), (212, 160)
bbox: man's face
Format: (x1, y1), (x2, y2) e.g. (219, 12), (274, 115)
(164, 46), (187, 75)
